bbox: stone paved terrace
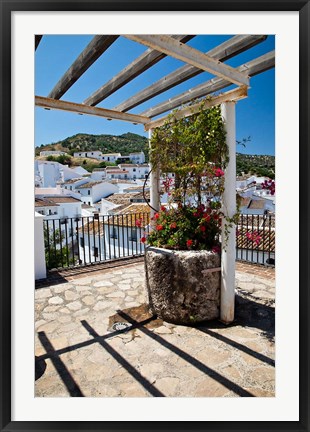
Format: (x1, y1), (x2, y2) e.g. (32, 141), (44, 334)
(35, 260), (275, 398)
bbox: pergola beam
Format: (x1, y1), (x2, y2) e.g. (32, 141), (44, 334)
(48, 35), (119, 100)
(144, 86), (247, 131)
(83, 35), (194, 106)
(114, 35), (267, 113)
(125, 35), (249, 87)
(35, 96), (150, 125)
(141, 51), (275, 118)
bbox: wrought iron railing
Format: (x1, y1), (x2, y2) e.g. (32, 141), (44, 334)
(43, 213), (150, 271)
(43, 212), (275, 271)
(236, 213), (275, 266)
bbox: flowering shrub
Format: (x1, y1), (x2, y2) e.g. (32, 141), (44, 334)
(262, 179), (275, 195)
(146, 203), (222, 251)
(141, 99), (238, 252)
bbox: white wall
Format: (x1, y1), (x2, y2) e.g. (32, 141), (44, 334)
(101, 153), (121, 162)
(78, 223), (146, 264)
(34, 212), (46, 279)
(129, 152), (145, 164)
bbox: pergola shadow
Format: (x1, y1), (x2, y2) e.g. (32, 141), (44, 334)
(36, 287), (274, 398)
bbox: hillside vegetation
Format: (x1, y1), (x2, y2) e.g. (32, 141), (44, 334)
(36, 132), (275, 178)
(35, 132), (149, 158)
(236, 153), (275, 179)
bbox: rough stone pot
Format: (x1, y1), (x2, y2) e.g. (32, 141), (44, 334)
(145, 247), (221, 324)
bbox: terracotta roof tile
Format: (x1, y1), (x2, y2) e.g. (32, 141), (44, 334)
(76, 181), (103, 189)
(236, 227), (275, 252)
(105, 193), (138, 205)
(43, 196), (82, 204)
(35, 198), (59, 207)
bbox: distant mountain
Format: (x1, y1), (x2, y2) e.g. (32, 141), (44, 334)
(35, 132), (149, 159)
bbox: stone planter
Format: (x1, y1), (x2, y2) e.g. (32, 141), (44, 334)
(145, 246), (221, 324)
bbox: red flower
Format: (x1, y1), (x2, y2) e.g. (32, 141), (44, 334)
(156, 224), (163, 231)
(154, 213), (160, 220)
(140, 237), (146, 244)
(170, 222), (177, 229)
(135, 219), (142, 227)
(200, 225), (206, 232)
(255, 236), (261, 245)
(160, 205), (166, 212)
(212, 245), (221, 254)
(214, 167), (225, 177)
(203, 214), (211, 222)
(186, 239), (193, 247)
(193, 212), (199, 217)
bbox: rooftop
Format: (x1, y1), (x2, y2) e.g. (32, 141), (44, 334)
(119, 164), (149, 168)
(41, 196), (82, 204)
(35, 198), (59, 207)
(105, 193), (140, 205)
(77, 181), (104, 189)
(35, 261), (275, 398)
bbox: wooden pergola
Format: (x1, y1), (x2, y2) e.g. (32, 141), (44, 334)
(35, 34), (275, 324)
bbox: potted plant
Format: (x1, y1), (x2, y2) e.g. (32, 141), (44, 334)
(142, 100), (234, 324)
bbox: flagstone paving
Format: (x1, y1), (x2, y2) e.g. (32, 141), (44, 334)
(35, 262), (275, 398)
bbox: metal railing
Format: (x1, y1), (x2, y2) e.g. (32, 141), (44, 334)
(44, 212), (275, 271)
(44, 213), (150, 271)
(236, 213), (275, 266)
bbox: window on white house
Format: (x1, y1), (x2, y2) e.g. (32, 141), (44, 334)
(110, 227), (118, 239)
(93, 247), (99, 257)
(88, 190), (90, 195)
(129, 227), (137, 242)
(80, 238), (84, 248)
(133, 168), (136, 172)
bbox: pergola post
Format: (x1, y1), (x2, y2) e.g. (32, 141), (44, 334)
(148, 128), (160, 217)
(220, 102), (236, 324)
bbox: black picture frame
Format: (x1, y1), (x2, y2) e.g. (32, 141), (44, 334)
(1, 1), (309, 431)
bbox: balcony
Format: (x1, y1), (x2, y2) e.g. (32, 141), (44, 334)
(35, 261), (275, 397)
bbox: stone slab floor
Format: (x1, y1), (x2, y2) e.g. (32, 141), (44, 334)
(35, 261), (275, 398)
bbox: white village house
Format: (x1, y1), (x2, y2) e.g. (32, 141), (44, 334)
(35, 160), (81, 188)
(75, 180), (118, 207)
(118, 164), (150, 180)
(78, 203), (150, 263)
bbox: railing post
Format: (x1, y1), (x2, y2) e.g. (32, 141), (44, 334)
(35, 212), (47, 280)
(220, 102), (236, 324)
(149, 128), (160, 218)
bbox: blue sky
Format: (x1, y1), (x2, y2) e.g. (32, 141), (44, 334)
(35, 34), (275, 155)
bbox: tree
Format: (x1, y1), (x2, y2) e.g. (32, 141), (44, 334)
(44, 226), (75, 269)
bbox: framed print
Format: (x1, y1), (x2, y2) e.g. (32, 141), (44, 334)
(1, 0), (309, 431)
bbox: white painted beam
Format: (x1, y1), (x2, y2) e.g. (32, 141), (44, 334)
(141, 51), (275, 118)
(148, 129), (160, 218)
(35, 96), (150, 125)
(220, 102), (236, 324)
(125, 35), (249, 87)
(144, 86), (247, 131)
(114, 35), (267, 113)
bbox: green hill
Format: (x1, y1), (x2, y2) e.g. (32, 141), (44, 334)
(236, 153), (275, 179)
(35, 132), (149, 159)
(35, 132), (275, 179)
